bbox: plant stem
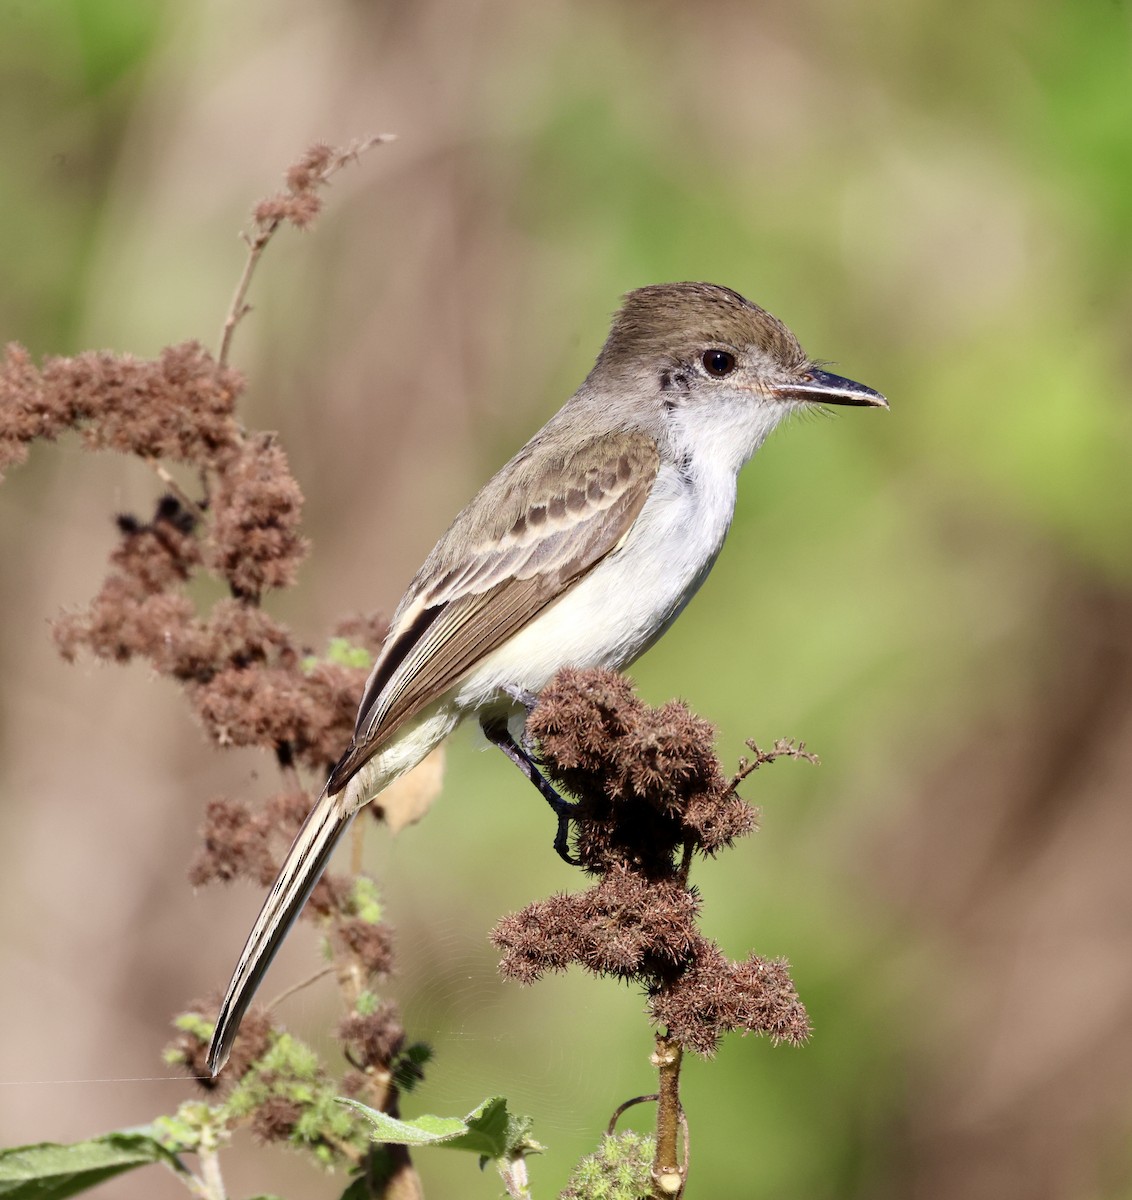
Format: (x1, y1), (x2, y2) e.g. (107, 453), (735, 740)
(380, 1145), (424, 1200)
(217, 134), (393, 368)
(498, 1151), (532, 1198)
(218, 224), (276, 368)
(197, 1121), (228, 1200)
(651, 1034), (684, 1198)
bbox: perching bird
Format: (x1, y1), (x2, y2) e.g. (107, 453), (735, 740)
(207, 281), (886, 1073)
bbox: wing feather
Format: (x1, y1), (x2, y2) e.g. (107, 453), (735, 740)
(326, 430), (659, 793)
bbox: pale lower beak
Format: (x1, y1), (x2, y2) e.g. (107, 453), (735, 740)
(773, 368), (888, 408)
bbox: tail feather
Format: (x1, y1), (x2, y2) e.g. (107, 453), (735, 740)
(207, 786), (354, 1075)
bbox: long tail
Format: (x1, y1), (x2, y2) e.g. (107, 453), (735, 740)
(207, 785), (354, 1075)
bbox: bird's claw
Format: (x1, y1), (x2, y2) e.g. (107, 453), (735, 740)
(503, 683), (541, 714)
(552, 806), (580, 866)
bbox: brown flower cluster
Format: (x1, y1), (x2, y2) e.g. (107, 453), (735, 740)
(251, 138), (391, 233)
(5, 136), (425, 1181)
(166, 1001), (276, 1092)
(0, 324), (373, 772)
(49, 478), (381, 773)
(492, 668), (810, 1056)
(206, 434), (309, 600)
(252, 142), (336, 231)
(189, 791), (311, 891)
(337, 1000), (405, 1072)
(527, 669), (757, 875)
(0, 340), (242, 477)
(164, 995), (376, 1167)
(1, 313), (388, 773)
(186, 778), (407, 1093)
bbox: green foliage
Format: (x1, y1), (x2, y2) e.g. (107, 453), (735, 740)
(0, 1128), (188, 1199)
(163, 1011), (215, 1064)
(339, 1103), (469, 1147)
(302, 637), (372, 674)
(354, 989), (380, 1016)
(349, 875), (384, 924)
(150, 1102), (224, 1158)
(391, 1042), (433, 1094)
(343, 1095), (537, 1158)
(343, 1093), (543, 1196)
(224, 1035), (365, 1167)
(559, 1132), (656, 1200)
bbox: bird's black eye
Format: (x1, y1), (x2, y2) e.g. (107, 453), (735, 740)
(701, 349), (737, 377)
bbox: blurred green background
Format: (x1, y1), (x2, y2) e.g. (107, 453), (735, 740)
(2, 1), (1131, 1198)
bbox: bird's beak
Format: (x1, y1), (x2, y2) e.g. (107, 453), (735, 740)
(773, 368), (888, 409)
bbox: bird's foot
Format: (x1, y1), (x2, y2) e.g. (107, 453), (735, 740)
(481, 712), (579, 866)
(502, 683), (540, 713)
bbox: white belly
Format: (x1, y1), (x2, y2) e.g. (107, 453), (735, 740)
(344, 456), (740, 810)
(344, 398), (780, 809)
(453, 458), (736, 707)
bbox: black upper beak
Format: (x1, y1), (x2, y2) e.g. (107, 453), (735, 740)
(773, 368), (888, 408)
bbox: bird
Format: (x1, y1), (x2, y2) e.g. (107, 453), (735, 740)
(206, 281), (886, 1073)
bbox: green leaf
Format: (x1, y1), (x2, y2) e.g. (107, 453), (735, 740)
(0, 1128), (184, 1199)
(339, 1099), (468, 1146)
(341, 1096), (542, 1166)
(437, 1097), (511, 1158)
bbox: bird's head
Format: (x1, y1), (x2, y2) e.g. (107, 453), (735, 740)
(590, 282), (886, 466)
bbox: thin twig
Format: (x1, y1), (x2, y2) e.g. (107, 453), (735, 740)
(607, 1092), (659, 1136)
(217, 225), (274, 369)
(278, 761), (304, 793)
(217, 134), (395, 368)
(730, 737), (819, 789)
(146, 459), (206, 523)
(321, 1130), (364, 1167)
(160, 1160), (211, 1200)
(266, 964), (336, 1012)
(498, 1153), (532, 1199)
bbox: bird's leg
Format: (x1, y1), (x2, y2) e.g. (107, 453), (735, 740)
(481, 712), (578, 865)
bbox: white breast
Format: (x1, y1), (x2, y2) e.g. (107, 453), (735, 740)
(452, 452), (738, 708)
(350, 398), (788, 805)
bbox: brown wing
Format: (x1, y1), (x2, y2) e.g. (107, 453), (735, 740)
(326, 430), (659, 793)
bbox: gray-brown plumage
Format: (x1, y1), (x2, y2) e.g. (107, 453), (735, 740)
(329, 431), (659, 790)
(595, 282), (809, 381)
(207, 282), (886, 1075)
